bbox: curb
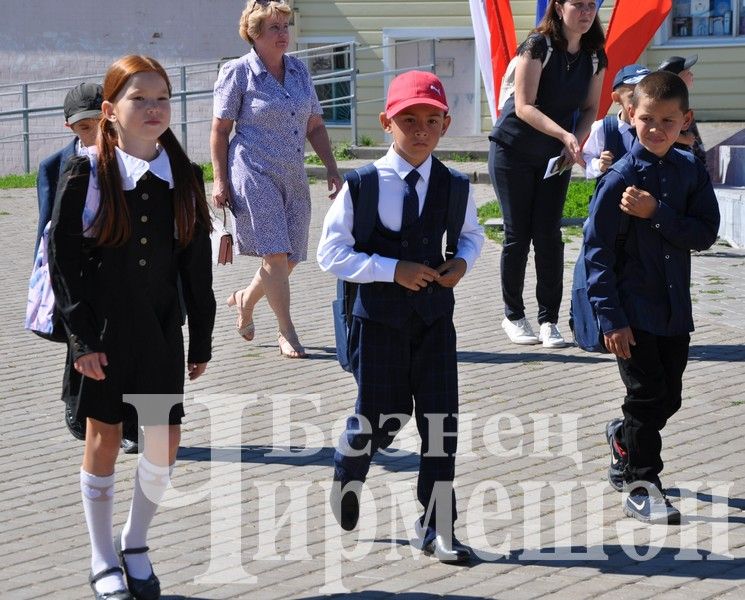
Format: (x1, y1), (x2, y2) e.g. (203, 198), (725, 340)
(484, 217), (585, 229)
(305, 164), (492, 184)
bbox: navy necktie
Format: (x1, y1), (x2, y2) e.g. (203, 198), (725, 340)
(401, 169), (420, 229)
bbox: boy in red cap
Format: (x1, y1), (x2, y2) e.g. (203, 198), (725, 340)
(318, 70), (484, 562)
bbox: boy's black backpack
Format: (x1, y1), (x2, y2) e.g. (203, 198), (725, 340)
(569, 157), (637, 352)
(332, 163), (470, 372)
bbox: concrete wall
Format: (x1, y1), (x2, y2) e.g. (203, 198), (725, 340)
(0, 0), (253, 174)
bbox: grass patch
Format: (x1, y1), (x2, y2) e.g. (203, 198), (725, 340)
(701, 289), (724, 294)
(200, 163), (214, 182)
(0, 172), (36, 189)
(706, 275), (727, 285)
(333, 142), (355, 161)
(304, 153), (323, 165)
(358, 135), (375, 147)
(450, 152), (476, 163)
(564, 179), (595, 218)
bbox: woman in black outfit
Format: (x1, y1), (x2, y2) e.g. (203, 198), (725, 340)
(489, 0), (606, 348)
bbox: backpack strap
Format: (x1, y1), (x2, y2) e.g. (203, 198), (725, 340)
(445, 167), (470, 260)
(602, 115), (617, 149)
(608, 156), (640, 242)
(345, 163), (379, 249)
(542, 34), (553, 68)
(602, 114), (626, 162)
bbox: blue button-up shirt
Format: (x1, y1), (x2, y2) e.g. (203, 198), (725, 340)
(584, 142), (720, 337)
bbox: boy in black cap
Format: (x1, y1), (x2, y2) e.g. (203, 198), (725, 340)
(35, 82), (138, 452)
(36, 82), (102, 256)
(582, 64), (650, 178)
(658, 54), (706, 164)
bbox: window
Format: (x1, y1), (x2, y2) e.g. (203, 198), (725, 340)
(671, 0), (745, 38)
(305, 44), (351, 125)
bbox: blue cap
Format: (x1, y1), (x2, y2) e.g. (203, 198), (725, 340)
(612, 64), (651, 90)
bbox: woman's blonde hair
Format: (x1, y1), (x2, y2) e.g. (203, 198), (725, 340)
(239, 0), (292, 44)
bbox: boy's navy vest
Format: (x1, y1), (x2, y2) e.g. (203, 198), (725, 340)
(353, 157), (457, 330)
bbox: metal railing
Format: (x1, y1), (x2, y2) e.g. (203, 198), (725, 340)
(0, 39), (437, 175)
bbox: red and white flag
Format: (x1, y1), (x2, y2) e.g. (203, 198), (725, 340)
(469, 0), (517, 123)
(600, 0), (673, 116)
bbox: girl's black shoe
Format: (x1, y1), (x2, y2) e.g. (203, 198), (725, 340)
(89, 566), (133, 600)
(114, 535), (161, 600)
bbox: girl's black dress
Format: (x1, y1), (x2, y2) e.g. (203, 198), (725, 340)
(49, 155), (216, 425)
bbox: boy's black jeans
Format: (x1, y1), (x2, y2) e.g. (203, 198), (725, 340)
(616, 328), (690, 485)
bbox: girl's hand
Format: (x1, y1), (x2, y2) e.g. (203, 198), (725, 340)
(562, 133), (581, 164)
(212, 179), (231, 208)
(327, 169), (342, 200)
(188, 362), (208, 381)
(74, 352), (108, 380)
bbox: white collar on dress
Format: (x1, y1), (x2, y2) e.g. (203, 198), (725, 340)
(114, 146), (174, 191)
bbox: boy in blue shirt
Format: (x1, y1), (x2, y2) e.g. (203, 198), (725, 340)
(584, 71), (720, 524)
(317, 70), (483, 562)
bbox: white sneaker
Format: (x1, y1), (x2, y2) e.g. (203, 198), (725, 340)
(501, 318), (539, 345)
(539, 322), (569, 348)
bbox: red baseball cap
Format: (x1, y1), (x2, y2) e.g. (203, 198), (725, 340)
(385, 70), (449, 118)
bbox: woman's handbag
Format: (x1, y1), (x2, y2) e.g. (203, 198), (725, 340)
(210, 206), (234, 265)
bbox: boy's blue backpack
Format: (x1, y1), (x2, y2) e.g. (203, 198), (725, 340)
(569, 159), (637, 352)
(332, 164), (470, 372)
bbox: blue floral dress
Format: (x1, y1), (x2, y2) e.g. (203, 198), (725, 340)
(213, 49), (322, 263)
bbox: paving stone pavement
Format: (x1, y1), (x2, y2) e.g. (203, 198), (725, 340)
(2, 178), (745, 600)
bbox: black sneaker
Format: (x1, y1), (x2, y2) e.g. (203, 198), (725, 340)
(624, 484), (681, 524)
(605, 418), (626, 492)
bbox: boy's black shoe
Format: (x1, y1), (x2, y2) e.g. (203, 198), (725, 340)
(624, 485), (681, 524)
(605, 418), (626, 492)
(414, 519), (472, 564)
(330, 473), (362, 531)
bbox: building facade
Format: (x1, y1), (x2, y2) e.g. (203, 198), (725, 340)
(1, 0), (742, 173)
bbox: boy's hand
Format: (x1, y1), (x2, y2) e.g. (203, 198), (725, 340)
(598, 150), (614, 173)
(620, 186), (658, 219)
(436, 258), (467, 288)
(604, 327), (635, 360)
(394, 260), (440, 291)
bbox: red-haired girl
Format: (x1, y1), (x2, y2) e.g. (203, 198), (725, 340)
(49, 55), (215, 600)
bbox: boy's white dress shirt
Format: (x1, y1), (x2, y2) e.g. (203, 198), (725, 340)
(582, 113), (636, 179)
(317, 145), (484, 283)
